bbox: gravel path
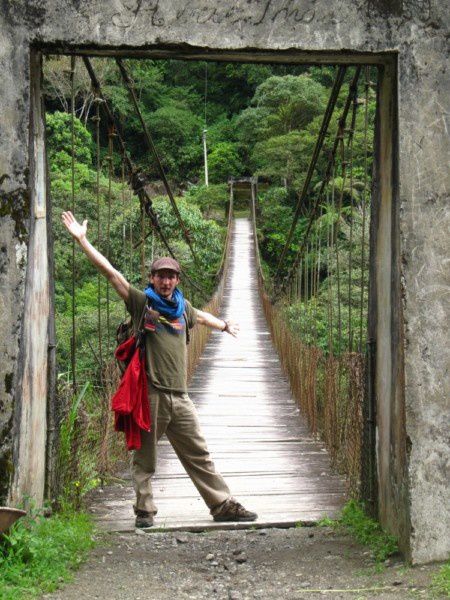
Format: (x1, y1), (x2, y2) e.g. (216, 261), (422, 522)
(45, 526), (443, 599)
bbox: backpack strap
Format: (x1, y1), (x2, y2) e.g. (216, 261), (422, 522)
(135, 298), (149, 349)
(137, 298), (148, 331)
(183, 310), (190, 346)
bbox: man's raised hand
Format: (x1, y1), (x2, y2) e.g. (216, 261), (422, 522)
(62, 211), (88, 243)
(61, 210), (130, 301)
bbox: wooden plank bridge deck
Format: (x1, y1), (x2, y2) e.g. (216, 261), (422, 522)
(91, 218), (346, 532)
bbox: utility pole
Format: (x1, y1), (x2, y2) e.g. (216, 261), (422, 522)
(203, 128), (209, 187)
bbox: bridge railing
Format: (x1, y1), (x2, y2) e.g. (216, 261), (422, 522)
(250, 186), (364, 498)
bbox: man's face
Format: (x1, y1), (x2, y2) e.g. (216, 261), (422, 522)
(150, 269), (180, 299)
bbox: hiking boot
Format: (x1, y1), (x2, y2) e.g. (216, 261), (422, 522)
(212, 497), (258, 522)
(134, 509), (154, 529)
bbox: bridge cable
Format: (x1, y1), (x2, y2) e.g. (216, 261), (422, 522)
(274, 65), (347, 279)
(115, 58), (199, 265)
(347, 82), (359, 352)
(326, 166), (336, 356)
(284, 66), (366, 355)
(278, 66), (362, 297)
(105, 124), (115, 355)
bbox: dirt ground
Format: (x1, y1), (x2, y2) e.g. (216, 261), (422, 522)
(45, 526), (446, 600)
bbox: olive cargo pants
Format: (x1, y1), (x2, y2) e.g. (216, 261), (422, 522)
(132, 385), (230, 515)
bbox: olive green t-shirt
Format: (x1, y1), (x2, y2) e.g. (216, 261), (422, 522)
(125, 286), (198, 393)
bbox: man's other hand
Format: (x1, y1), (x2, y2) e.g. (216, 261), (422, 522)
(224, 320), (239, 337)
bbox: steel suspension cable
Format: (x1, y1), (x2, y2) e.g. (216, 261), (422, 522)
(83, 59), (165, 232)
(279, 67), (362, 297)
(314, 207), (323, 347)
(334, 74), (361, 353)
(334, 133), (346, 349)
(120, 160), (127, 278)
(115, 58), (198, 264)
(121, 160), (129, 318)
(140, 201), (146, 286)
(274, 66), (347, 278)
(328, 163), (336, 355)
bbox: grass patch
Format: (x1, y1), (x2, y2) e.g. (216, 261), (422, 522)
(431, 561), (450, 598)
(0, 508), (96, 599)
(316, 500), (398, 563)
(316, 515), (336, 528)
(340, 501), (398, 562)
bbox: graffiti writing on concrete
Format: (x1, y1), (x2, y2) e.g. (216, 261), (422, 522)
(111, 0), (316, 29)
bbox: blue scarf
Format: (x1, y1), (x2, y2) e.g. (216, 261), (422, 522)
(144, 285), (185, 320)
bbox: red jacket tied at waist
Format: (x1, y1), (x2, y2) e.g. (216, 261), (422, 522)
(112, 335), (151, 450)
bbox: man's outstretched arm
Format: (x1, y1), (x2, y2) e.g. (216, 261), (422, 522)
(62, 211), (130, 302)
(196, 310), (239, 337)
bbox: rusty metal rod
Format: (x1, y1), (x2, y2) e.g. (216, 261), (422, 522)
(274, 65), (347, 278)
(116, 58), (198, 264)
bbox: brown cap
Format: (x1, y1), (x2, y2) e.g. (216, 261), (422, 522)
(150, 257), (181, 274)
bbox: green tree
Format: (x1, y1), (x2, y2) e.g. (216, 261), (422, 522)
(251, 131), (304, 186)
(252, 75), (327, 132)
(46, 111), (93, 165)
(207, 142), (243, 183)
(147, 104), (203, 181)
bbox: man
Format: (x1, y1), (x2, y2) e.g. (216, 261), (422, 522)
(62, 210), (257, 527)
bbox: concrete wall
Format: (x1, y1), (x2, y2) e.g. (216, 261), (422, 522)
(0, 0), (448, 564)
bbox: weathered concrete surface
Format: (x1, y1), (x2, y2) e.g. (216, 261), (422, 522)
(0, 0), (448, 564)
(396, 21), (450, 564)
(0, 20), (30, 504)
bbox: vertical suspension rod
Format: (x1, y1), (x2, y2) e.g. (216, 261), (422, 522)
(359, 67), (371, 353)
(70, 55), (77, 391)
(347, 85), (359, 352)
(105, 127), (114, 355)
(82, 58), (165, 241)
